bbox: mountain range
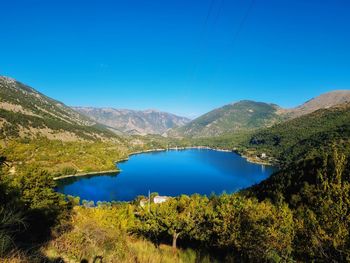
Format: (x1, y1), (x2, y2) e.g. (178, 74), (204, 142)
(1, 76), (350, 140)
(73, 107), (190, 135)
(169, 90), (350, 138)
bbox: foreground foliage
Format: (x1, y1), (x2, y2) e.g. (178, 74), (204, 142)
(135, 194), (294, 262)
(47, 206), (202, 263)
(1, 146), (350, 262)
(0, 164), (71, 261)
(249, 149), (350, 261)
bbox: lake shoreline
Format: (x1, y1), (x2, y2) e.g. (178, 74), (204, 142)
(53, 169), (120, 180)
(54, 146), (274, 181)
(135, 146), (275, 166)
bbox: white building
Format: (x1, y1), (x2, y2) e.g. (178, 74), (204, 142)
(153, 195), (169, 204)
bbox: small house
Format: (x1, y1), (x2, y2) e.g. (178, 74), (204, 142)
(153, 195), (169, 204)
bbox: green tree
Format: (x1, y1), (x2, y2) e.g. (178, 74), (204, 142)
(210, 194), (244, 249)
(137, 195), (209, 250)
(0, 163), (26, 257)
(237, 199), (295, 262)
(14, 168), (69, 243)
(293, 152), (350, 260)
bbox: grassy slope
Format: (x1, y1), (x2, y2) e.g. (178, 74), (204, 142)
(44, 207), (201, 263)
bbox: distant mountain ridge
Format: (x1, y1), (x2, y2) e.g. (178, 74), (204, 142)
(73, 107), (190, 135)
(169, 90), (350, 138)
(1, 76), (349, 139)
(0, 76), (118, 141)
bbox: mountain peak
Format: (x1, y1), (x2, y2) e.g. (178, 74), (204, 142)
(0, 76), (16, 84)
(169, 100), (284, 138)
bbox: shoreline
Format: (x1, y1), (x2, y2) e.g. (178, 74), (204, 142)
(54, 146), (275, 181)
(53, 169), (120, 180)
(241, 154), (275, 166)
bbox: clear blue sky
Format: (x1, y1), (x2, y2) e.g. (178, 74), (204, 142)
(1, 0), (349, 118)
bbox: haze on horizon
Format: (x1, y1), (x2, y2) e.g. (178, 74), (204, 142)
(0, 0), (349, 118)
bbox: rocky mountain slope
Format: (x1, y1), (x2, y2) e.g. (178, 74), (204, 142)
(287, 90), (350, 118)
(0, 76), (118, 141)
(73, 107), (190, 135)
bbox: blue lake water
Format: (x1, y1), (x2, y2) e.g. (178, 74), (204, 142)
(55, 149), (276, 202)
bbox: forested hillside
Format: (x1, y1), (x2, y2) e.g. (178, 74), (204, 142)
(248, 103), (350, 163)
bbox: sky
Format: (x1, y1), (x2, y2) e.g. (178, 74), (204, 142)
(0, 0), (350, 118)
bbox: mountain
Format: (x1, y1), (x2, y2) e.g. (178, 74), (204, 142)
(0, 76), (118, 141)
(169, 100), (286, 138)
(73, 107), (190, 135)
(287, 90), (350, 118)
(169, 90), (350, 138)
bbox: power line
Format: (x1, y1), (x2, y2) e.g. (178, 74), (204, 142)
(185, 0), (216, 89)
(207, 0), (257, 87)
(229, 0), (256, 45)
(213, 0), (225, 26)
(203, 0), (216, 30)
(185, 0), (256, 90)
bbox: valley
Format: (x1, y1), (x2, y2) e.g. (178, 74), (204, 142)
(1, 76), (350, 262)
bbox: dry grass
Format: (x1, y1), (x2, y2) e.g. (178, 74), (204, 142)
(124, 238), (197, 263)
(45, 238), (198, 263)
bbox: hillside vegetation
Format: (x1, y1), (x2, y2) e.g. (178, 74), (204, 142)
(170, 100), (285, 138)
(1, 139), (130, 176)
(0, 135), (194, 176)
(247, 103), (350, 163)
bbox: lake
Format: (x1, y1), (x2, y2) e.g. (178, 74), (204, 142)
(56, 149), (276, 202)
